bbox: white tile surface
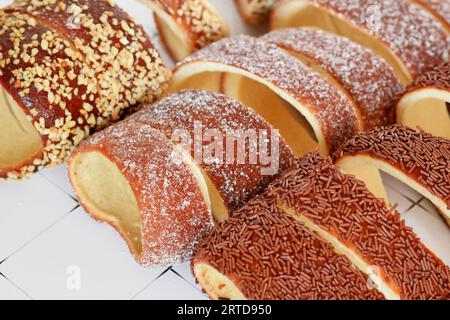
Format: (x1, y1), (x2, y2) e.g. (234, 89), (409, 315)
(403, 206), (450, 266)
(380, 172), (423, 202)
(385, 186), (414, 216)
(0, 0), (448, 300)
(0, 208), (164, 300)
(0, 275), (30, 300)
(0, 174), (77, 261)
(40, 165), (75, 197)
(418, 198), (442, 217)
(134, 270), (207, 300)
(172, 262), (197, 286)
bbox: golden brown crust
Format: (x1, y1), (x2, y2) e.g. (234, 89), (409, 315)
(0, 11), (99, 178)
(148, 0), (229, 60)
(69, 122), (214, 267)
(8, 0), (171, 113)
(174, 35), (360, 155)
(127, 89), (294, 212)
(0, 1), (170, 179)
(235, 0), (278, 24)
(262, 28), (403, 130)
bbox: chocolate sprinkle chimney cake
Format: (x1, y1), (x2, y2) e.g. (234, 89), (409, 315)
(0, 0), (171, 179)
(270, 0), (449, 85)
(69, 90), (291, 266)
(396, 62), (450, 140)
(192, 153), (450, 300)
(145, 0), (229, 61)
(335, 125), (450, 226)
(192, 192), (384, 300)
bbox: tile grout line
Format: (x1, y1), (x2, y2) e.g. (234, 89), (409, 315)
(170, 268), (205, 295)
(129, 267), (173, 300)
(382, 175), (422, 205)
(0, 205), (79, 265)
(402, 196), (425, 216)
(0, 271), (33, 300)
(401, 193), (422, 205)
(0, 206), (79, 300)
(39, 172), (79, 204)
(416, 199), (435, 213)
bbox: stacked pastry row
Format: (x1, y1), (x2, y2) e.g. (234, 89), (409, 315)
(237, 0), (450, 34)
(68, 89), (294, 266)
(68, 0), (449, 269)
(0, 0), (171, 179)
(3, 0), (447, 181)
(67, 26), (401, 267)
(193, 148), (450, 300)
(147, 0), (450, 138)
(267, 0), (450, 139)
(182, 10), (450, 296)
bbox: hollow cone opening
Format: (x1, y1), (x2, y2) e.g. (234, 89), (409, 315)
(397, 90), (450, 140)
(170, 65), (321, 157)
(0, 86), (42, 174)
(193, 263), (246, 300)
(69, 151), (143, 257)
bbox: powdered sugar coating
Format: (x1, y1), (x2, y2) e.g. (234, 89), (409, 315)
(72, 122), (214, 267)
(127, 89), (294, 212)
(177, 35), (359, 154)
(311, 0), (449, 79)
(262, 28), (403, 129)
(414, 0), (450, 28)
(0, 0), (170, 179)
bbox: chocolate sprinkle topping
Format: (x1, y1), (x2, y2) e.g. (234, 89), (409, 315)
(192, 189), (384, 300)
(335, 125), (450, 211)
(405, 62), (450, 93)
(269, 152), (450, 299)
